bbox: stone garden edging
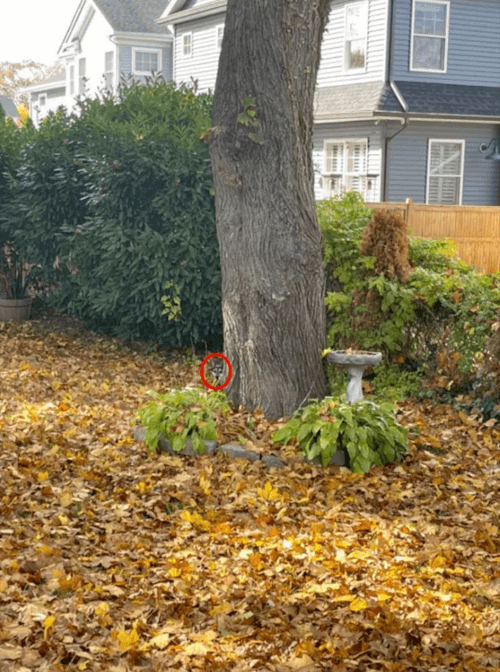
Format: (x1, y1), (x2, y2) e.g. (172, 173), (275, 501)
(133, 426), (346, 468)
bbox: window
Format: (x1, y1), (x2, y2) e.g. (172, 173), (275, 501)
(411, 1), (449, 72)
(39, 94), (46, 107)
(69, 64), (75, 95)
(216, 25), (224, 50)
(426, 139), (464, 204)
(79, 58), (86, 95)
(344, 1), (368, 72)
(105, 51), (114, 90)
(183, 33), (192, 57)
(133, 48), (161, 74)
(323, 139), (375, 200)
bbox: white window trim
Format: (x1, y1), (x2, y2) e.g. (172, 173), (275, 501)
(182, 32), (193, 58)
(78, 58), (86, 95)
(104, 51), (114, 90)
(68, 62), (75, 96)
(410, 0), (450, 73)
(216, 24), (224, 51)
(343, 0), (368, 75)
(39, 94), (47, 107)
(323, 138), (373, 199)
(426, 139), (465, 205)
(132, 47), (162, 75)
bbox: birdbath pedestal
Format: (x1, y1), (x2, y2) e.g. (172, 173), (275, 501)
(326, 350), (382, 403)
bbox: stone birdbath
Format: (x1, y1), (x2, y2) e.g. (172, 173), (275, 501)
(326, 350), (382, 403)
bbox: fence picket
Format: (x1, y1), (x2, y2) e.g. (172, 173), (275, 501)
(366, 199), (500, 274)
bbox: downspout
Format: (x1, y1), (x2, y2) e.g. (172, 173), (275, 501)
(382, 0), (409, 201)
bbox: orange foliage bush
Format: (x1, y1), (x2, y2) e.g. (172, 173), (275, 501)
(360, 209), (411, 283)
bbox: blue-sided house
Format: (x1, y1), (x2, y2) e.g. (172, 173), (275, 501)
(157, 0), (500, 205)
(22, 0), (500, 205)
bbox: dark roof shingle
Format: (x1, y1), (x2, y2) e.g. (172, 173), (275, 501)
(92, 0), (170, 33)
(393, 81), (500, 117)
(314, 81), (500, 121)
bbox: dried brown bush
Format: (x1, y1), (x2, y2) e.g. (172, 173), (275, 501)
(360, 209), (411, 283)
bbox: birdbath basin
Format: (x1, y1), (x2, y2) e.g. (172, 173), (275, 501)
(326, 350), (382, 403)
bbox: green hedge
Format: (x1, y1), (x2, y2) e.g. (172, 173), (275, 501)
(0, 76), (221, 349)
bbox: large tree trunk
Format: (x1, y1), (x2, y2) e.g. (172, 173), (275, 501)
(207, 0), (332, 420)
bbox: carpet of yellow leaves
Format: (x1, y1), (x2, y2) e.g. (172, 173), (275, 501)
(0, 321), (499, 671)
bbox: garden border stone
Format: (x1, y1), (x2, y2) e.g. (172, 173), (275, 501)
(132, 426), (346, 468)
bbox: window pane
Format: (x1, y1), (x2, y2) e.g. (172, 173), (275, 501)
(346, 143), (366, 173)
(136, 52), (158, 71)
(346, 3), (367, 39)
(428, 176), (460, 204)
(413, 35), (445, 69)
(326, 144), (342, 173)
(430, 143), (462, 175)
(347, 40), (365, 69)
(414, 2), (447, 36)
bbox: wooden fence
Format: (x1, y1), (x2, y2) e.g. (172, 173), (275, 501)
(365, 199), (500, 274)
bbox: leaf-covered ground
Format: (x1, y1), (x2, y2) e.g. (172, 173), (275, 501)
(0, 319), (499, 672)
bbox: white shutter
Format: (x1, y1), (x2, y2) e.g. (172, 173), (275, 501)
(427, 141), (463, 204)
(346, 142), (367, 174)
(323, 139), (369, 199)
(325, 142), (343, 174)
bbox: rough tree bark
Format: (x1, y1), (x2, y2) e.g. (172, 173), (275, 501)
(206, 0), (332, 420)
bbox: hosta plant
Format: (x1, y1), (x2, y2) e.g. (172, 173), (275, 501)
(137, 388), (230, 454)
(272, 395), (408, 473)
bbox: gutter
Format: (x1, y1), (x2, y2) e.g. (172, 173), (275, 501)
(382, 0), (409, 201)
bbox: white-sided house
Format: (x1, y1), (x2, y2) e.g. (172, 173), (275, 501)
(23, 72), (67, 126)
(157, 0), (500, 205)
(23, 0), (173, 128)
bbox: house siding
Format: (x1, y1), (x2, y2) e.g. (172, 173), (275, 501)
(386, 122), (500, 204)
(312, 121), (384, 201)
(392, 0), (500, 86)
(317, 0), (388, 87)
(174, 14), (224, 91)
(72, 8), (115, 97)
(29, 86), (67, 125)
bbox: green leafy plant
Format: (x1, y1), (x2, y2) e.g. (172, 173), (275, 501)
(137, 388), (230, 454)
(161, 281), (182, 322)
(317, 193), (500, 396)
(272, 395), (408, 473)
(237, 96), (259, 127)
(0, 243), (41, 299)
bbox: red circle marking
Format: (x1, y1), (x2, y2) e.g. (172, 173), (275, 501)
(200, 353), (233, 391)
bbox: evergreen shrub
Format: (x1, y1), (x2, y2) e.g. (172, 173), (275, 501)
(0, 76), (220, 348)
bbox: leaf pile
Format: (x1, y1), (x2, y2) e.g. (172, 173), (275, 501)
(0, 321), (499, 671)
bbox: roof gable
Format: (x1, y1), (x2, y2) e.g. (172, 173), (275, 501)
(157, 0), (226, 24)
(58, 0), (171, 56)
(93, 0), (170, 33)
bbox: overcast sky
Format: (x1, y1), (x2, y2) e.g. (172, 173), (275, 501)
(0, 0), (81, 66)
